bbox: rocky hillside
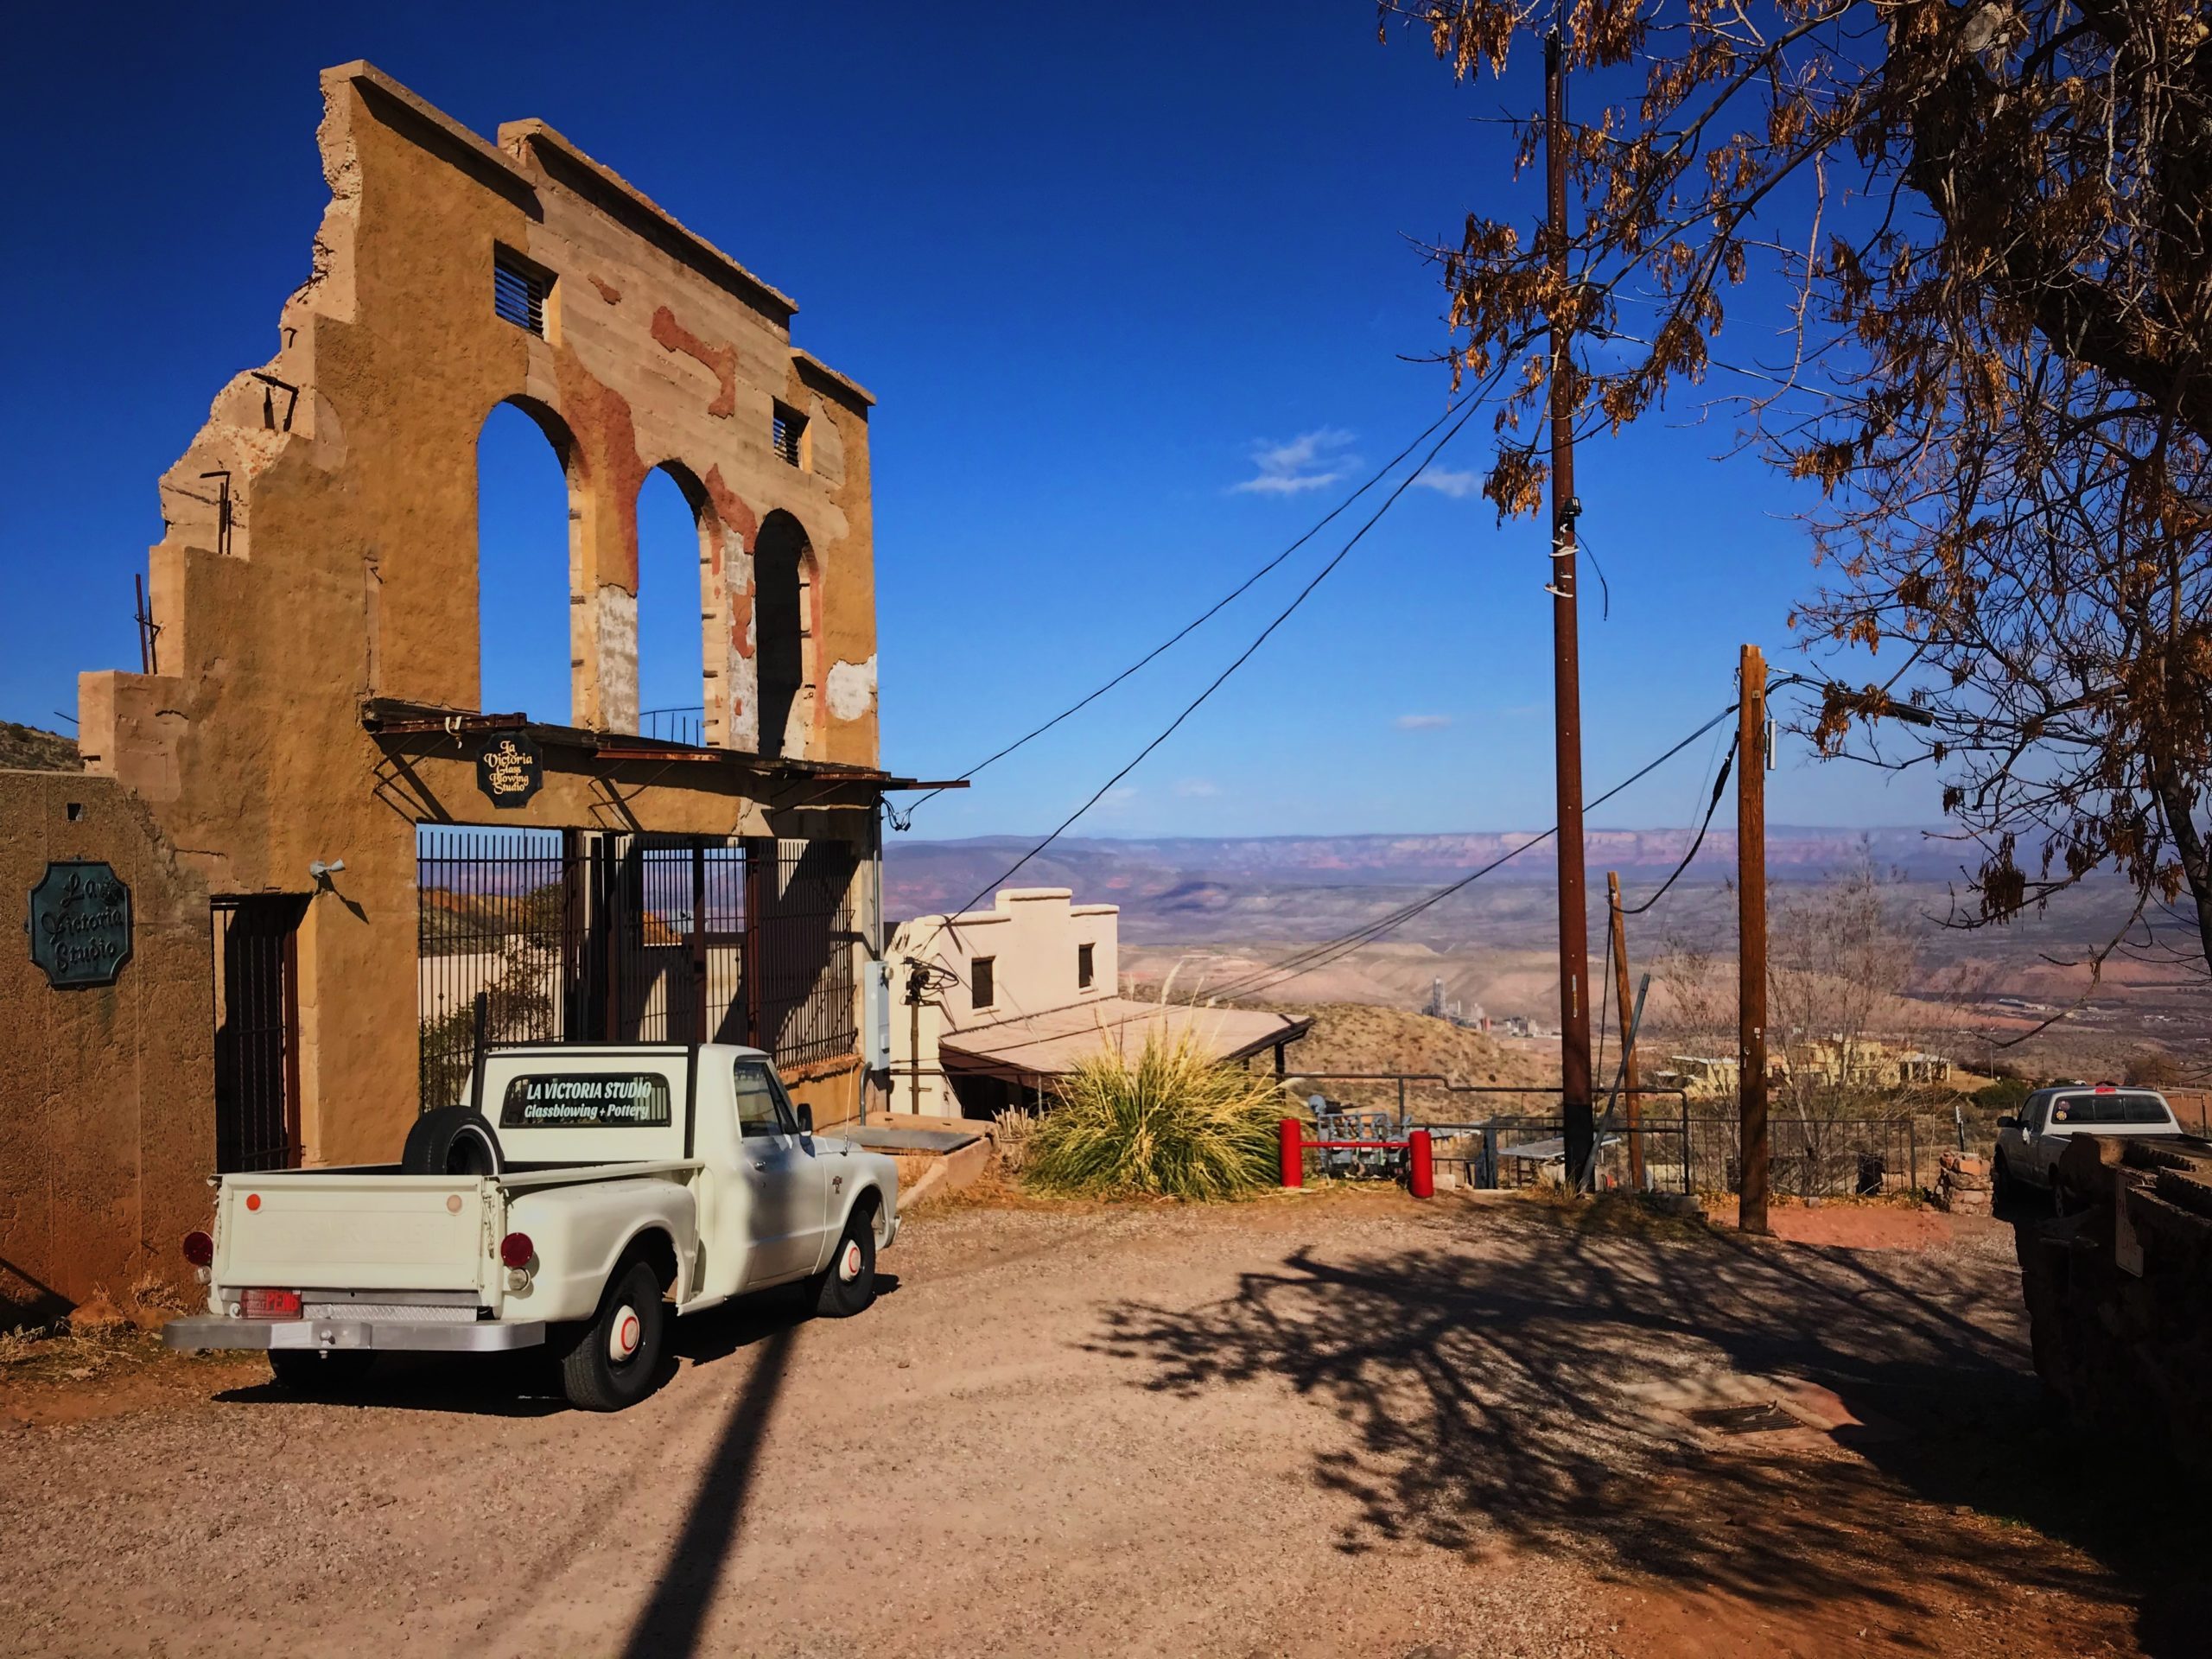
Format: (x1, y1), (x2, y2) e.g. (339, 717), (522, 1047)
(0, 722), (79, 772)
(1250, 1001), (1559, 1116)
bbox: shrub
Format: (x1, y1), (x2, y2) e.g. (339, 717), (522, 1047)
(1026, 1030), (1292, 1200)
(1975, 1076), (2031, 1113)
(2125, 1052), (2181, 1090)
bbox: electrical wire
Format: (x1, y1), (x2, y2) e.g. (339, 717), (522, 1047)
(909, 391), (1495, 958)
(1617, 746), (1734, 917)
(1193, 701), (1740, 1003)
(893, 385), (1491, 819)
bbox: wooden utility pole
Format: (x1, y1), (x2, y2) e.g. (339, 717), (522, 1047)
(1545, 29), (1594, 1187)
(1606, 872), (1645, 1192)
(1736, 644), (1770, 1235)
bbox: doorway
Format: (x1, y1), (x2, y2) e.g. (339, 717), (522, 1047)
(211, 895), (309, 1173)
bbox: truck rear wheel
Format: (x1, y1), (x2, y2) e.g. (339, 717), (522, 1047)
(269, 1346), (375, 1395)
(559, 1259), (666, 1412)
(813, 1206), (877, 1318)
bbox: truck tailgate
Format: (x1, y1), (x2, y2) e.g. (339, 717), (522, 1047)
(217, 1173), (493, 1293)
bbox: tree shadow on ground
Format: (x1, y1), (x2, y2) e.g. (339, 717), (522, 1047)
(1090, 1206), (2209, 1656)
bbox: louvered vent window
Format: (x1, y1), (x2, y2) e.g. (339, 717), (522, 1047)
(771, 402), (806, 467)
(493, 249), (551, 336)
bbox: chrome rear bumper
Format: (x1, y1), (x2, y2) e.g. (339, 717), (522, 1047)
(162, 1315), (546, 1353)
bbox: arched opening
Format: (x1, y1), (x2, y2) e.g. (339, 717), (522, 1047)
(636, 463), (714, 743)
(476, 398), (579, 723)
(754, 511), (817, 760)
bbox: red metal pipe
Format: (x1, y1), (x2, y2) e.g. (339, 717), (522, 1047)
(1279, 1117), (1304, 1188)
(1408, 1129), (1434, 1199)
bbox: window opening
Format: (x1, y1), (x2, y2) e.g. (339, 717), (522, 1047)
(972, 957), (995, 1011)
(637, 466), (709, 738)
(493, 248), (551, 336)
(771, 401), (806, 467)
(476, 402), (575, 723)
(1077, 943), (1094, 989)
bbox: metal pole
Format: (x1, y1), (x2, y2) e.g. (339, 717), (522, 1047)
(1546, 29), (1594, 1188)
(1737, 644), (1770, 1234)
(1607, 872), (1646, 1191)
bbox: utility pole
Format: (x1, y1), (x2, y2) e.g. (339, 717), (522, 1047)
(1545, 29), (1594, 1186)
(1606, 872), (1645, 1192)
(1736, 644), (1770, 1234)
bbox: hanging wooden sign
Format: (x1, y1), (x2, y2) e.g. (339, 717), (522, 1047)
(475, 731), (543, 808)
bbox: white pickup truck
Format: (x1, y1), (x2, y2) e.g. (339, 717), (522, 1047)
(163, 1042), (899, 1410)
(1993, 1083), (2185, 1210)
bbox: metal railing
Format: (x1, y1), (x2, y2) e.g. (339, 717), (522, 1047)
(638, 705), (708, 747)
(1282, 1071), (1928, 1198)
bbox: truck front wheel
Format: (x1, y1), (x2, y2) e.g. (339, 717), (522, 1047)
(559, 1259), (667, 1412)
(813, 1207), (878, 1318)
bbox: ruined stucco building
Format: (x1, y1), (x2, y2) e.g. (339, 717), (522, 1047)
(1, 63), (915, 1314)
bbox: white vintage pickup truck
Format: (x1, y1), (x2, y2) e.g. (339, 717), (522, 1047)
(163, 1043), (899, 1409)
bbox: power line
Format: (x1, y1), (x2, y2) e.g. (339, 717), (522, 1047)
(911, 391), (1495, 957)
(1193, 702), (1740, 1003)
(893, 385), (1490, 822)
(1617, 746), (1734, 917)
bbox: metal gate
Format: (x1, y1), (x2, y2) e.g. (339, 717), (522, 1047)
(212, 895), (309, 1173)
(416, 828), (858, 1108)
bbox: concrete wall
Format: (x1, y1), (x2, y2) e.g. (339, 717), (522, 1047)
(0, 64), (882, 1280)
(0, 773), (213, 1318)
(886, 889), (1118, 1116)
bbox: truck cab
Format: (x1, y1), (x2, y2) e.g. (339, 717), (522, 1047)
(164, 1043), (899, 1409)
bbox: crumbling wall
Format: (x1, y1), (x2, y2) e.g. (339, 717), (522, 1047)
(64, 63), (880, 1170)
(2014, 1132), (2212, 1473)
(0, 772), (213, 1319)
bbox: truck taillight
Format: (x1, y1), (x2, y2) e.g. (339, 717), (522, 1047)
(499, 1232), (535, 1270)
(181, 1230), (214, 1268)
(240, 1288), (302, 1319)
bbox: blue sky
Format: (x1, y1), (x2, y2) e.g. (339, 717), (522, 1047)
(0, 0), (1939, 838)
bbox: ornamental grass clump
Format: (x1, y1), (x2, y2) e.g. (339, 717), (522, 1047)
(1024, 1029), (1290, 1201)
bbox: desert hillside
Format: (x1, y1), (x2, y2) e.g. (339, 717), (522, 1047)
(1248, 1000), (1559, 1117)
(0, 721), (77, 772)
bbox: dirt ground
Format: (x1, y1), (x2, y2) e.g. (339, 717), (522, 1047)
(2, 1187), (2201, 1659)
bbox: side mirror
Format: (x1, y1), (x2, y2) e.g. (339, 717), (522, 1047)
(1996, 1115), (2019, 1131)
(796, 1103), (815, 1136)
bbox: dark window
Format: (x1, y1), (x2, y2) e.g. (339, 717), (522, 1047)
(2120, 1093), (2176, 1125)
(972, 957), (995, 1011)
(1077, 943), (1094, 989)
(493, 248), (551, 336)
(771, 401), (806, 467)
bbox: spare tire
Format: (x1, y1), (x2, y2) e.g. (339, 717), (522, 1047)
(402, 1107), (503, 1176)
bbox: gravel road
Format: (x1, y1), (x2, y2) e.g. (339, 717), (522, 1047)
(0, 1191), (2185, 1658)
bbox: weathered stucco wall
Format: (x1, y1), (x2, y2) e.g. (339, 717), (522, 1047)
(0, 773), (213, 1319)
(62, 62), (881, 1178)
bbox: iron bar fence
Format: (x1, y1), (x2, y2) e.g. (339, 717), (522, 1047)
(1284, 1071), (1927, 1198)
(416, 827), (857, 1109)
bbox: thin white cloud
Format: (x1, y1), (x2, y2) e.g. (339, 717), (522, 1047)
(1174, 779), (1221, 798)
(1412, 467), (1482, 499)
(1395, 714), (1452, 731)
(1231, 428), (1357, 495)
